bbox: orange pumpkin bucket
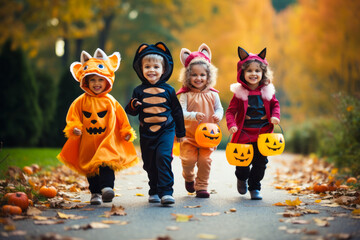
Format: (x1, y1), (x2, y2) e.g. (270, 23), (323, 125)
(172, 141), (180, 156)
(195, 122), (222, 148)
(257, 124), (285, 156)
(225, 132), (254, 167)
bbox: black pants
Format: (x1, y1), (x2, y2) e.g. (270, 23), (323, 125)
(235, 142), (268, 191)
(140, 127), (175, 198)
(87, 166), (115, 194)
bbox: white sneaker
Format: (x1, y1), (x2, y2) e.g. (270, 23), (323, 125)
(101, 187), (115, 202)
(90, 193), (102, 205)
(161, 195), (175, 205)
(149, 194), (161, 203)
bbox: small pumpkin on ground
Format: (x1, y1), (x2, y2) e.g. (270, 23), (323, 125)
(39, 186), (57, 198)
(313, 183), (329, 193)
(2, 205), (22, 215)
(23, 166), (33, 175)
(346, 177), (357, 184)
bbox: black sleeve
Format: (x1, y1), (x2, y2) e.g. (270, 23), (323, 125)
(125, 90), (140, 116)
(170, 87), (186, 138)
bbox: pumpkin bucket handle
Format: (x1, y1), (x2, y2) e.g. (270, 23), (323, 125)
(227, 130), (251, 143)
(198, 120), (221, 126)
(258, 122), (284, 136)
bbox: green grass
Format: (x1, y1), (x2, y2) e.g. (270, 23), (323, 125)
(0, 148), (62, 178)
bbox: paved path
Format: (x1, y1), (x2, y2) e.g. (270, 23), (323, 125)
(3, 151), (360, 240)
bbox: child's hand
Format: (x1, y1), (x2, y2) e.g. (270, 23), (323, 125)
(270, 117), (280, 125)
(196, 112), (205, 121)
(73, 127), (82, 136)
(134, 100), (142, 107)
(212, 114), (220, 123)
(177, 137), (184, 143)
(229, 126), (238, 134)
(124, 133), (131, 141)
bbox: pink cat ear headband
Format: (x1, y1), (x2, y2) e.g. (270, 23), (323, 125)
(180, 43), (212, 67)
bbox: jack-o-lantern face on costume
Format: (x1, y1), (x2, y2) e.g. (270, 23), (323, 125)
(226, 143), (254, 167)
(257, 133), (285, 156)
(195, 123), (222, 148)
(82, 109), (108, 135)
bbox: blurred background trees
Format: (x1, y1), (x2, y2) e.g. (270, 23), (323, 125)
(0, 0), (359, 173)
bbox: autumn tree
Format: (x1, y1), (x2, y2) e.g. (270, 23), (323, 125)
(273, 0), (360, 121)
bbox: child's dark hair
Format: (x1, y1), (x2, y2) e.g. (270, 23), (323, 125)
(240, 59), (273, 85)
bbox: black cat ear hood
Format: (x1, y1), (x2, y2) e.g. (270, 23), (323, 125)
(133, 42), (173, 85)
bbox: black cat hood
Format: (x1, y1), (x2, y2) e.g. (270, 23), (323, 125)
(133, 42), (173, 85)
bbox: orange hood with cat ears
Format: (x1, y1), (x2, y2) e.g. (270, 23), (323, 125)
(70, 48), (121, 96)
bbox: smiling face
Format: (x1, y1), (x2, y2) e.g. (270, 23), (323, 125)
(194, 123), (222, 148)
(142, 58), (164, 85)
(189, 64), (208, 90)
(226, 143), (254, 167)
(257, 133), (285, 156)
(87, 75), (107, 95)
(244, 61), (263, 90)
(82, 108), (108, 135)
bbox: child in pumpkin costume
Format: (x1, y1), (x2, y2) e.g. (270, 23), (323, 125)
(226, 47), (280, 200)
(177, 43), (223, 198)
(125, 42), (185, 205)
(57, 49), (139, 205)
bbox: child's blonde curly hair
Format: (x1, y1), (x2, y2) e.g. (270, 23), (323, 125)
(178, 59), (218, 90)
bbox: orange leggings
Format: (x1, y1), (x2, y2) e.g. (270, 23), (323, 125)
(180, 142), (214, 191)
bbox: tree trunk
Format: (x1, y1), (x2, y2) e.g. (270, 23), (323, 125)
(99, 14), (115, 51)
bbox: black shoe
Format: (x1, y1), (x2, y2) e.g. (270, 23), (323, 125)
(196, 190), (210, 198)
(237, 180), (247, 195)
(185, 181), (195, 193)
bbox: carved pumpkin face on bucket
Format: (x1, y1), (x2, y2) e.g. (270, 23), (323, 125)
(195, 123), (222, 148)
(257, 133), (285, 156)
(82, 108), (108, 135)
(226, 143), (254, 167)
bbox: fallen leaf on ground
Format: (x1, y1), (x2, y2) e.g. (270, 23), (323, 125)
(286, 228), (304, 234)
(285, 197), (302, 206)
(32, 216), (49, 221)
(26, 233), (84, 240)
(166, 226), (180, 231)
(34, 220), (65, 225)
(135, 193), (144, 196)
(197, 233), (217, 239)
(104, 205), (127, 217)
(326, 233), (351, 239)
(302, 209), (320, 214)
(171, 213), (193, 222)
(313, 217), (329, 227)
(64, 222), (110, 230)
(0, 230), (27, 237)
(201, 212), (221, 216)
(291, 219), (310, 224)
(273, 202), (287, 206)
(352, 209), (360, 215)
(57, 212), (86, 220)
(26, 206), (42, 216)
(305, 229), (319, 235)
(184, 205), (201, 208)
(101, 220), (128, 225)
(282, 211), (303, 217)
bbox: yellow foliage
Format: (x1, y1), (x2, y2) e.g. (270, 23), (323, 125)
(285, 197), (302, 206)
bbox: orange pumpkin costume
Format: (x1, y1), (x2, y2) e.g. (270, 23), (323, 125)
(57, 49), (139, 176)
